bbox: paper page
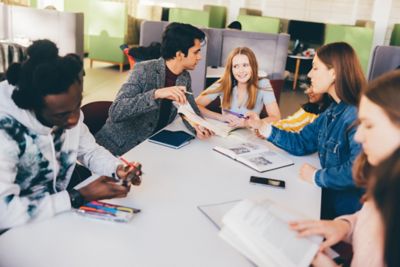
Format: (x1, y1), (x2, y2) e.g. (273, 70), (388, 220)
(221, 199), (322, 267)
(197, 200), (240, 229)
(214, 142), (269, 159)
(177, 103), (236, 137)
(239, 150), (293, 172)
(219, 226), (261, 267)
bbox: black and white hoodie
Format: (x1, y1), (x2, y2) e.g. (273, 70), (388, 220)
(0, 81), (120, 231)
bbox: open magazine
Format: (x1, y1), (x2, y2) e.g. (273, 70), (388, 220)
(213, 141), (293, 172)
(220, 199), (323, 267)
(177, 103), (241, 137)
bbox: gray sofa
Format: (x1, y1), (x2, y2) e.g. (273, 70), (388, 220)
(203, 28), (289, 79)
(368, 45), (400, 80)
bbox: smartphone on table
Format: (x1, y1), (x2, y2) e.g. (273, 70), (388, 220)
(249, 176), (285, 189)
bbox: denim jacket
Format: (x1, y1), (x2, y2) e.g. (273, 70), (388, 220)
(268, 101), (363, 218)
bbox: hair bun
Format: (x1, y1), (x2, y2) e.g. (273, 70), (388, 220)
(5, 63), (21, 85)
(27, 39), (58, 63)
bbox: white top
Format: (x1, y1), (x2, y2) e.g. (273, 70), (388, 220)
(204, 78), (276, 115)
(0, 119), (321, 267)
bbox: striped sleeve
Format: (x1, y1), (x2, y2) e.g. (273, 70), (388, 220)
(273, 108), (318, 132)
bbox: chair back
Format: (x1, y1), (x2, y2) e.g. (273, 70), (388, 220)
(81, 101), (112, 135)
(368, 45), (400, 80)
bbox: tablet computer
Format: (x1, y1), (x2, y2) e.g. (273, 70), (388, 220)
(148, 130), (195, 149)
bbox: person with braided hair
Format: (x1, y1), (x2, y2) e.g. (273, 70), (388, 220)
(0, 40), (142, 233)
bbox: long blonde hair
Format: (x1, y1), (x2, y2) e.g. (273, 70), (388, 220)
(202, 47), (259, 109)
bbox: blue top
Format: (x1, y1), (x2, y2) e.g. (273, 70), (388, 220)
(204, 78), (276, 115)
(268, 101), (363, 219)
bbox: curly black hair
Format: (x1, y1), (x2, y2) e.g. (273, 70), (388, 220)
(6, 39), (83, 110)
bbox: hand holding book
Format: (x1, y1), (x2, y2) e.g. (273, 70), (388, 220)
(219, 198), (323, 267)
(177, 103), (242, 137)
(289, 219), (351, 252)
(221, 110), (249, 128)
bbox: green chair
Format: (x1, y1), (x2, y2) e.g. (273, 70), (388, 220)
(29, 0), (37, 8)
(203, 5), (227, 29)
(390, 24), (400, 46)
(168, 8), (210, 27)
(324, 23), (374, 74)
(87, 0), (129, 72)
(237, 15), (280, 34)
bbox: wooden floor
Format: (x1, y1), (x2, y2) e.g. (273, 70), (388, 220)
(82, 60), (307, 118)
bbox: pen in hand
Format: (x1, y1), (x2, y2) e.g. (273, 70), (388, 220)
(223, 109), (249, 119)
(117, 156), (143, 186)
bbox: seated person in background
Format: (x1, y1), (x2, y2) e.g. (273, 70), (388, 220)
(227, 21), (242, 30)
(96, 22), (213, 156)
(290, 70), (400, 267)
(121, 41), (161, 64)
(247, 42), (365, 219)
(196, 47), (281, 128)
(272, 85), (332, 132)
(0, 40), (141, 232)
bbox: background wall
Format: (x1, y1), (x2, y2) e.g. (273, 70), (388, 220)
(2, 0), (399, 45)
(134, 0), (399, 45)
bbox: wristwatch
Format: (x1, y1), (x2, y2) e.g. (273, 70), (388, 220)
(68, 189), (86, 208)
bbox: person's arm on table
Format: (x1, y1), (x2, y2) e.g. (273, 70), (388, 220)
(108, 64), (187, 123)
(196, 90), (241, 124)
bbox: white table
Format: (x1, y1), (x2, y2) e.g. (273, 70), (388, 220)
(0, 119), (321, 267)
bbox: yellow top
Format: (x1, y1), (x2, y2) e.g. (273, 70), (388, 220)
(272, 108), (318, 132)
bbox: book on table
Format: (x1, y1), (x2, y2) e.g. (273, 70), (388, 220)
(177, 103), (241, 138)
(219, 198), (323, 267)
(197, 200), (241, 229)
(148, 129), (195, 149)
(213, 141), (293, 172)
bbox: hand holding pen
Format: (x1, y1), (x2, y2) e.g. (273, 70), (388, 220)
(222, 109), (249, 127)
(116, 157), (143, 187)
(222, 109), (249, 119)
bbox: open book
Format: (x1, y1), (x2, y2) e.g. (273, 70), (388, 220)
(213, 142), (293, 172)
(177, 103), (240, 137)
(198, 200), (240, 229)
(220, 199), (323, 267)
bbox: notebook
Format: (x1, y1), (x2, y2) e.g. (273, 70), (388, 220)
(148, 129), (195, 149)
